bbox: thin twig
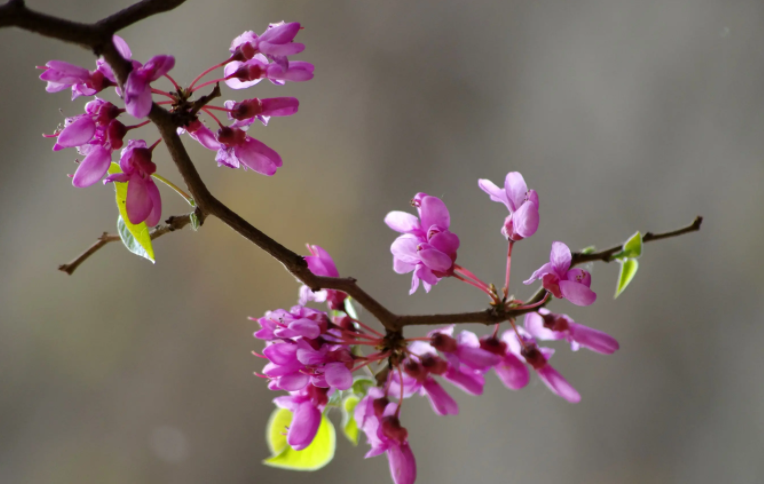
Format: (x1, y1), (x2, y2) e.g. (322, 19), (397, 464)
(570, 216), (703, 265)
(58, 209), (203, 275)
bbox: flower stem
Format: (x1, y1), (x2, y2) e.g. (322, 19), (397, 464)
(201, 107), (224, 128)
(189, 62), (228, 90)
(151, 173), (194, 206)
(513, 292), (550, 311)
(503, 241), (514, 299)
(151, 88), (174, 98)
(163, 73), (181, 91)
(350, 317), (384, 337)
(192, 77), (229, 93)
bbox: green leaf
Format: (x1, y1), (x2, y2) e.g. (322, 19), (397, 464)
(613, 231), (642, 260)
(264, 407), (336, 471)
(341, 396), (360, 445)
(117, 216), (153, 261)
(108, 163), (155, 262)
(190, 212), (200, 231)
(351, 375), (375, 396)
(344, 297), (359, 320)
(615, 259), (639, 299)
(580, 246), (597, 255)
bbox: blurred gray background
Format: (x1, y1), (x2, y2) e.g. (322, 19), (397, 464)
(0, 0), (761, 483)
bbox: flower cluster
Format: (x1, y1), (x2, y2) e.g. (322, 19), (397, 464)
(40, 23), (312, 226)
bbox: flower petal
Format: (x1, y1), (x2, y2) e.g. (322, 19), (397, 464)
(569, 323), (619, 354)
(288, 401), (321, 450)
(537, 365), (581, 403)
(385, 211), (421, 234)
(324, 362), (353, 390)
(56, 116), (96, 149)
(478, 178), (510, 210)
(72, 146), (111, 187)
(234, 137), (282, 175)
(422, 378), (459, 415)
(512, 200), (539, 239)
(550, 241), (572, 274)
(494, 353), (530, 390)
(418, 247), (452, 272)
(387, 443), (417, 484)
(418, 196), (450, 230)
(125, 176), (152, 224)
(144, 179), (162, 227)
(559, 280), (597, 306)
(504, 172), (528, 212)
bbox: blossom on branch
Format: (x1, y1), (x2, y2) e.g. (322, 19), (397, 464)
(478, 171), (539, 241)
(524, 241), (597, 306)
(386, 193), (460, 294)
(104, 140), (162, 226)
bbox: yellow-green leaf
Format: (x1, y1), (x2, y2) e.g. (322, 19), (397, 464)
(264, 407), (335, 471)
(341, 396), (360, 445)
(613, 231), (642, 260)
(615, 259), (639, 299)
(108, 163), (154, 262)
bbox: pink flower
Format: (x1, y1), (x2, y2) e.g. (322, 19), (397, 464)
(503, 329), (581, 403)
(385, 193), (461, 294)
(38, 35), (131, 100)
(45, 98), (127, 187)
(178, 120), (221, 151)
(355, 394), (417, 484)
(103, 140), (162, 226)
(299, 245), (347, 310)
(223, 54), (314, 89)
(524, 309), (619, 354)
(524, 241), (597, 306)
(124, 55), (175, 118)
(230, 22), (305, 66)
(478, 335), (530, 391)
(214, 126), (282, 175)
(224, 97), (299, 128)
(429, 326), (500, 371)
(478, 172), (539, 241)
(273, 384), (329, 450)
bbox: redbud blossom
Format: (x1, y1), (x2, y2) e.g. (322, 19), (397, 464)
(386, 193), (460, 294)
(124, 55), (176, 118)
(299, 245), (347, 310)
(478, 171), (539, 241)
(103, 140), (162, 226)
(524, 241), (597, 306)
(525, 308), (619, 354)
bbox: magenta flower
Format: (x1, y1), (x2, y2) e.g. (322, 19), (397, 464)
(385, 193), (460, 294)
(213, 126), (282, 175)
(524, 241), (597, 306)
(103, 140), (162, 226)
(478, 171), (539, 241)
(391, 356), (459, 416)
(429, 326), (500, 371)
(504, 329), (581, 403)
(524, 309), (619, 354)
(230, 22), (305, 66)
(299, 244), (347, 310)
(38, 35), (131, 100)
(224, 54), (314, 89)
(479, 335), (530, 391)
(355, 393), (417, 484)
(124, 55), (176, 118)
(273, 384), (330, 450)
(224, 97), (299, 128)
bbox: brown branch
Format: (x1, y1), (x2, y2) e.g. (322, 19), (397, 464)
(7, 2), (704, 333)
(59, 209), (202, 275)
(570, 216), (703, 265)
(0, 0), (186, 51)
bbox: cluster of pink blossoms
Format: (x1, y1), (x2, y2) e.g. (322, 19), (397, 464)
(252, 172), (618, 484)
(39, 22), (312, 226)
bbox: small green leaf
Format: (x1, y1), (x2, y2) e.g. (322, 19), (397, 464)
(190, 212), (200, 231)
(580, 246), (597, 255)
(341, 396), (360, 445)
(117, 216), (152, 262)
(615, 259), (639, 299)
(108, 163), (154, 262)
(344, 297), (359, 320)
(613, 231), (642, 260)
(264, 407), (336, 471)
(351, 375), (375, 396)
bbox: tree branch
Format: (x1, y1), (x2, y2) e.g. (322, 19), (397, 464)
(58, 209), (202, 275)
(570, 216), (703, 265)
(6, 2), (704, 334)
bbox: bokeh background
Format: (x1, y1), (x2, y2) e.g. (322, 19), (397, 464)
(1, 0), (762, 482)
